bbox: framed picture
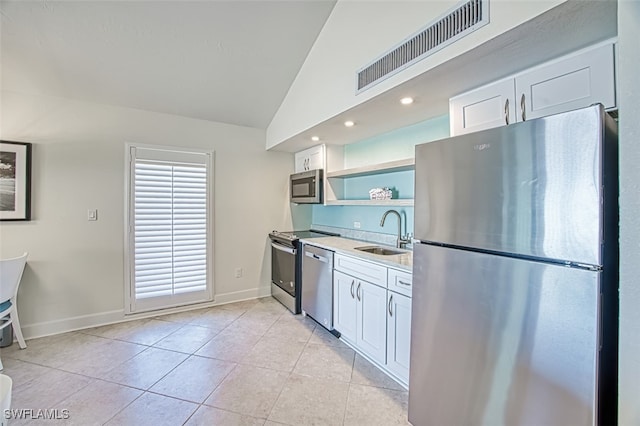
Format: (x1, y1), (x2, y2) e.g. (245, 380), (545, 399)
(0, 141), (32, 221)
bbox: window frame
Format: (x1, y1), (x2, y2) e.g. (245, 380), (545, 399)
(124, 143), (214, 314)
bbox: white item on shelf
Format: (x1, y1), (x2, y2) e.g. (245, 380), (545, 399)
(369, 187), (392, 200)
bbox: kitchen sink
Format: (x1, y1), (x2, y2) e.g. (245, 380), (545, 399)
(354, 246), (406, 256)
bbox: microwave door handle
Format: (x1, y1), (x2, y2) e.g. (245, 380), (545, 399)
(271, 242), (296, 255)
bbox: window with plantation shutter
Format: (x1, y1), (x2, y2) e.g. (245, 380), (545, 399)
(126, 146), (213, 313)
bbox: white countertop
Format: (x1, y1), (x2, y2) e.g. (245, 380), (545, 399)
(300, 236), (413, 272)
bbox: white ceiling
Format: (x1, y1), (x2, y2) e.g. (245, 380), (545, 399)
(0, 0), (336, 129)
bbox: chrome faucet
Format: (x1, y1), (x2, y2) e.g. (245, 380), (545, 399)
(380, 209), (411, 249)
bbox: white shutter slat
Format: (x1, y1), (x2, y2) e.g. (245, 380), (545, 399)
(131, 152), (209, 311)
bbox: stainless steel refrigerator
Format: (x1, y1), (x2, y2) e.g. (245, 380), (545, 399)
(409, 104), (618, 426)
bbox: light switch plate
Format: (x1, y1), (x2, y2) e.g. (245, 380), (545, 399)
(353, 221), (361, 229)
(88, 209), (98, 221)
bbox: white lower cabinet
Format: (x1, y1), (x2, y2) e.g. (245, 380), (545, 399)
(356, 279), (388, 365)
(333, 254), (413, 387)
(333, 270), (387, 365)
(333, 270), (357, 342)
(386, 291), (412, 384)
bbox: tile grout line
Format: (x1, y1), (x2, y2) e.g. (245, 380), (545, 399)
(341, 347), (358, 426)
(261, 318), (315, 425)
(6, 298), (410, 425)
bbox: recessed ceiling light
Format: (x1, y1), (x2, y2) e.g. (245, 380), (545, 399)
(400, 97), (414, 105)
(344, 120), (355, 128)
(311, 136), (320, 142)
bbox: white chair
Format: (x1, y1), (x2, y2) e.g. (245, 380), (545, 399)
(0, 253), (28, 371)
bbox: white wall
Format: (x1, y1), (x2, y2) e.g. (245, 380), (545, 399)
(617, 1), (640, 423)
(0, 90), (308, 338)
(267, 0), (563, 149)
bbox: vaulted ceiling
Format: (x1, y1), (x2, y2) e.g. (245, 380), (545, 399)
(0, 0), (336, 129)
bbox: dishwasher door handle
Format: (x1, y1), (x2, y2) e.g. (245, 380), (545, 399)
(305, 251), (328, 263)
(271, 242), (296, 255)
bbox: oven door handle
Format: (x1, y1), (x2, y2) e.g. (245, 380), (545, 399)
(271, 242), (296, 255)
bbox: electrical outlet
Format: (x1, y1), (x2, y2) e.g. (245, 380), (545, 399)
(88, 209), (98, 221)
(354, 221), (361, 229)
(234, 268), (243, 278)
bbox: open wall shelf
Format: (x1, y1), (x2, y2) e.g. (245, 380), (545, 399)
(325, 158), (415, 206)
(326, 158), (415, 178)
(324, 199), (414, 206)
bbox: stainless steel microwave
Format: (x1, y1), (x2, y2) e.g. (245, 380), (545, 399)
(290, 169), (323, 204)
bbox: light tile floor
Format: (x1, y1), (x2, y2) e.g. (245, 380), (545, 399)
(0, 297), (410, 425)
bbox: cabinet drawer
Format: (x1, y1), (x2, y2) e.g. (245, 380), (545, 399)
(335, 254), (387, 288)
(388, 268), (412, 297)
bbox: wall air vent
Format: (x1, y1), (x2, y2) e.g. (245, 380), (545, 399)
(356, 0), (489, 93)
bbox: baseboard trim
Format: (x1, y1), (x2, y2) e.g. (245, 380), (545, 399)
(21, 309), (126, 340)
(213, 286), (272, 305)
(18, 286), (273, 340)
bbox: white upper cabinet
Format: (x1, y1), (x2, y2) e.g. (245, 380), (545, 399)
(294, 144), (325, 173)
(450, 42), (616, 136)
(516, 43), (615, 121)
(449, 78), (516, 136)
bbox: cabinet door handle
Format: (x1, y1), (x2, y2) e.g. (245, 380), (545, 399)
(350, 280), (355, 299)
(356, 282), (361, 301)
(520, 93), (526, 121)
(388, 294), (393, 317)
(504, 98), (509, 125)
(398, 280), (411, 287)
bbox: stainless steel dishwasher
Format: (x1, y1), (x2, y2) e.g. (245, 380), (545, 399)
(301, 243), (334, 331)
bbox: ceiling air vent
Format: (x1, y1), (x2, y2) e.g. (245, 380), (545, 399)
(356, 0), (489, 93)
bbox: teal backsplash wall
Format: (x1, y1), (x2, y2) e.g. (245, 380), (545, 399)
(314, 205), (415, 236)
(313, 115), (450, 235)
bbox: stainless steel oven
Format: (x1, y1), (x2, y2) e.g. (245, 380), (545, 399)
(269, 229), (339, 314)
(270, 239), (298, 312)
